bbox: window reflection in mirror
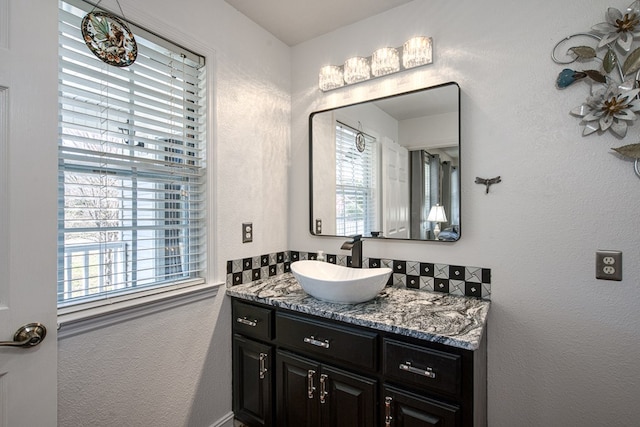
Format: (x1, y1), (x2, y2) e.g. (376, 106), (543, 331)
(310, 82), (460, 242)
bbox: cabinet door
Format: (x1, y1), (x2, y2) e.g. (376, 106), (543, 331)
(382, 385), (460, 427)
(233, 335), (273, 427)
(320, 365), (377, 427)
(276, 350), (321, 427)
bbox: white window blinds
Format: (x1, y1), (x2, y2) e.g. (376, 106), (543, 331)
(335, 122), (378, 236)
(57, 0), (207, 307)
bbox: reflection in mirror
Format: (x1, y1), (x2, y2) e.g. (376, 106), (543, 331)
(310, 82), (460, 242)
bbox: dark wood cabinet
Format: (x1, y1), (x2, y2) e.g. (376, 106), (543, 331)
(382, 385), (460, 427)
(276, 350), (320, 427)
(276, 311), (378, 370)
(383, 338), (462, 398)
(231, 298), (486, 427)
(276, 350), (376, 427)
(320, 363), (377, 427)
(232, 299), (275, 427)
(233, 335), (273, 427)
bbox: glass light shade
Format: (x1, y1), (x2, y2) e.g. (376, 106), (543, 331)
(319, 65), (344, 91)
(343, 56), (370, 84)
(427, 204), (447, 222)
(371, 47), (400, 77)
(402, 36), (433, 69)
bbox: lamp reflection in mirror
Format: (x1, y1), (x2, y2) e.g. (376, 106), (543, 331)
(318, 36), (433, 91)
(427, 204), (447, 240)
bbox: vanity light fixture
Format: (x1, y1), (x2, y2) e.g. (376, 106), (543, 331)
(318, 36), (433, 91)
(344, 56), (371, 84)
(318, 65), (344, 91)
(427, 204), (447, 241)
(372, 47), (400, 77)
(402, 36), (432, 68)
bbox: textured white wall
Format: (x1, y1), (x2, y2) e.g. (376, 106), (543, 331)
(57, 0), (291, 426)
(116, 0), (292, 278)
(290, 0), (640, 425)
(52, 0), (640, 425)
(58, 291), (231, 426)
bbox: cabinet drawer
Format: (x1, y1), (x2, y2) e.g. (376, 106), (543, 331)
(276, 312), (377, 370)
(383, 338), (461, 396)
(233, 300), (274, 341)
(383, 384), (460, 427)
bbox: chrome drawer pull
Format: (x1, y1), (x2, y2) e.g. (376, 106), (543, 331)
(236, 316), (258, 327)
(304, 336), (330, 349)
(307, 369), (316, 399)
(319, 374), (328, 404)
(399, 361), (436, 379)
(258, 352), (268, 380)
(384, 396), (393, 427)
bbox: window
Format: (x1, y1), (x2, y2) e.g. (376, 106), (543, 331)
(57, 0), (207, 307)
(335, 122), (379, 236)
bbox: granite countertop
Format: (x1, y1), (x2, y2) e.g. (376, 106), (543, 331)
(226, 273), (490, 351)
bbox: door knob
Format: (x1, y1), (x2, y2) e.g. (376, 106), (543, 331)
(0, 323), (47, 348)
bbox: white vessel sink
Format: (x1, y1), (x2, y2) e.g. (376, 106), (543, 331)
(290, 260), (392, 304)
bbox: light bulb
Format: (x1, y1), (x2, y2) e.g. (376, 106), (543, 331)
(343, 57), (370, 84)
(403, 36), (432, 69)
(371, 47), (400, 77)
(318, 65), (344, 91)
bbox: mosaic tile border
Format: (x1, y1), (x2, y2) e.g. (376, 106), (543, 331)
(227, 250), (491, 300)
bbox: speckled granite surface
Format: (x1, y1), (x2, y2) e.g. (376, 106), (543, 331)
(226, 273), (490, 351)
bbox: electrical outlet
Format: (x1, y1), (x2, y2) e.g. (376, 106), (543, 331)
(596, 250), (622, 281)
(242, 222), (253, 243)
(315, 219), (322, 234)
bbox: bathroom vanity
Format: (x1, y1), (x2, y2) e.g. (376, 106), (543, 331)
(228, 273), (489, 427)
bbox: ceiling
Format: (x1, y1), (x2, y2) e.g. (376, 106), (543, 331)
(224, 0), (413, 46)
(373, 84), (458, 121)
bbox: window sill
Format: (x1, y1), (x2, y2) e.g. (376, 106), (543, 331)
(57, 281), (223, 339)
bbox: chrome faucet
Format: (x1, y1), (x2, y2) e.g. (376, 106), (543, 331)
(340, 235), (362, 268)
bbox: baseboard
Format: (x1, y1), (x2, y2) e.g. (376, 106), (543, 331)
(210, 411), (235, 427)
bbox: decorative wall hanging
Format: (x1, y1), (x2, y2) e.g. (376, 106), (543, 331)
(475, 176), (501, 194)
(355, 121), (366, 153)
(81, 0), (137, 67)
(552, 1), (640, 178)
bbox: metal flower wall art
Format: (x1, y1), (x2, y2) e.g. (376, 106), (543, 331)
(552, 1), (640, 177)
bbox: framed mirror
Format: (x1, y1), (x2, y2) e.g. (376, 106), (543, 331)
(310, 82), (460, 242)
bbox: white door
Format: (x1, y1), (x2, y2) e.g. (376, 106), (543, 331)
(0, 1), (59, 426)
(381, 138), (409, 239)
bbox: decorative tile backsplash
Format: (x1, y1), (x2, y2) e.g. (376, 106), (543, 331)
(227, 250), (491, 300)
